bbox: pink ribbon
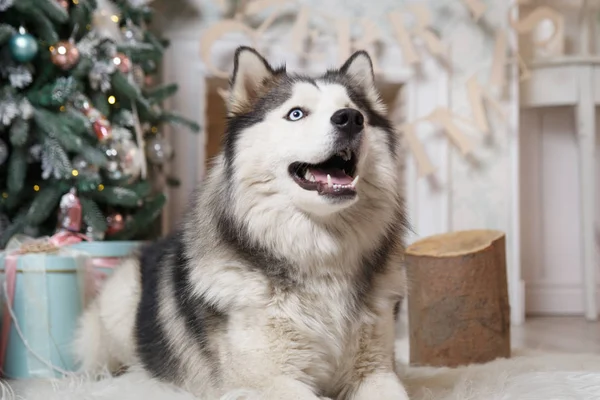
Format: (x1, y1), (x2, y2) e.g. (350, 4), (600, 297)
(0, 254), (18, 374)
(0, 230), (89, 374)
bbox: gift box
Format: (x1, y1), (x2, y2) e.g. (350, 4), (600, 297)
(0, 234), (89, 379)
(70, 241), (142, 301)
(0, 234), (142, 379)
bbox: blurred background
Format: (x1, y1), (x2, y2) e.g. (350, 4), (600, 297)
(155, 0), (600, 332)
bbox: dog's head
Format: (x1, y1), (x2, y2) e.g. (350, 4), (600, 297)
(223, 47), (400, 217)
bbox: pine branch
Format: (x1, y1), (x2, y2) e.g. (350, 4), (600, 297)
(71, 56), (94, 80)
(26, 185), (65, 225)
(160, 111), (201, 133)
(0, 212), (27, 248)
(34, 109), (85, 152)
(145, 83), (178, 104)
(9, 117), (29, 147)
(89, 186), (140, 207)
(130, 180), (151, 198)
(166, 176), (181, 187)
(107, 193), (166, 240)
(29, 77), (78, 107)
(42, 138), (73, 179)
(91, 91), (110, 116)
(18, 6), (60, 44)
(111, 71), (142, 100)
(0, 24), (15, 46)
(79, 143), (108, 167)
(7, 148), (27, 194)
(143, 31), (165, 54)
(36, 0), (70, 24)
(80, 196), (107, 232)
(64, 107), (92, 135)
(116, 42), (159, 63)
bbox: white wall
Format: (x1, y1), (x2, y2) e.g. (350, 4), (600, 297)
(520, 107), (600, 315)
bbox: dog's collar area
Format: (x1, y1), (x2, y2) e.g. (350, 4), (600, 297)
(289, 149), (359, 197)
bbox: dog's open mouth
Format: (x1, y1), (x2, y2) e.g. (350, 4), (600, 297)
(288, 148), (358, 197)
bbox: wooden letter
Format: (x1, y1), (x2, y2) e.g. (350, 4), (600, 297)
(200, 20), (257, 79)
(509, 5), (564, 51)
(426, 108), (473, 155)
(389, 5), (444, 65)
(465, 76), (507, 134)
(461, 0), (487, 21)
(400, 122), (437, 178)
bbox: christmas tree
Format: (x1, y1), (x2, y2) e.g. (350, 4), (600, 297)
(0, 0), (199, 247)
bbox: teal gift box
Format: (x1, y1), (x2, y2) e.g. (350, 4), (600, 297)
(0, 236), (142, 379)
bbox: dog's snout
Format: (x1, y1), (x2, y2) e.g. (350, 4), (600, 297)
(331, 108), (364, 137)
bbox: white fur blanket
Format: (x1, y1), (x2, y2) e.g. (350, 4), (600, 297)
(4, 343), (600, 399)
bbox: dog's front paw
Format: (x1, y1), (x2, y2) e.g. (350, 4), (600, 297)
(352, 371), (409, 400)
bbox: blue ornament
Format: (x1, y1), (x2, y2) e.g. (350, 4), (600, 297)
(9, 32), (38, 63)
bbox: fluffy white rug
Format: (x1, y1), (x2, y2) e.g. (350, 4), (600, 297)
(4, 340), (600, 400)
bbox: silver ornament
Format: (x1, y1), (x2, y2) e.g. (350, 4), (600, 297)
(104, 139), (143, 182)
(0, 138), (7, 166)
(145, 135), (173, 165)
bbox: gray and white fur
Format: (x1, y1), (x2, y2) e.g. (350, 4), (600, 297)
(74, 47), (410, 400)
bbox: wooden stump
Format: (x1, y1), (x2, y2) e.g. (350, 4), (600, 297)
(405, 230), (510, 367)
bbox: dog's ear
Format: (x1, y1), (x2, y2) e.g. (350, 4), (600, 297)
(228, 47), (275, 115)
(339, 51), (385, 113)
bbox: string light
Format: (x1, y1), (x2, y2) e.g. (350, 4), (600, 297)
(73, 0), (79, 4)
(2, 192), (8, 199)
(107, 95), (116, 105)
(111, 15), (120, 23)
(72, 169), (79, 177)
(33, 185), (40, 192)
(151, 126), (158, 133)
(59, 105), (66, 112)
(98, 184), (104, 191)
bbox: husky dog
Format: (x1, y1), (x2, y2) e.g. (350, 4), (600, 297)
(74, 47), (410, 400)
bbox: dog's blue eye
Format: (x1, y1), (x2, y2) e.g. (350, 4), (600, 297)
(287, 108), (304, 121)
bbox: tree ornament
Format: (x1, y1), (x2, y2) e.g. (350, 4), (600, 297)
(50, 41), (80, 70)
(0, 138), (7, 166)
(85, 107), (113, 141)
(105, 211), (125, 235)
(57, 0), (69, 10)
(132, 65), (145, 86)
(145, 134), (173, 165)
(104, 139), (143, 182)
(112, 53), (131, 74)
(9, 27), (38, 63)
(93, 118), (112, 141)
(57, 188), (83, 232)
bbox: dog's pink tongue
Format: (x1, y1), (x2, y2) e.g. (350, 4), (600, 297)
(309, 168), (353, 185)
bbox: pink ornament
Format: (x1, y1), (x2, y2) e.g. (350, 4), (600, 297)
(58, 188), (82, 232)
(105, 212), (125, 235)
(93, 119), (112, 141)
(112, 53), (132, 74)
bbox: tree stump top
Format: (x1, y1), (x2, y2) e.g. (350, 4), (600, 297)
(405, 229), (505, 258)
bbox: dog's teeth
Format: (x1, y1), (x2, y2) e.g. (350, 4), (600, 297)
(327, 174), (333, 188)
(305, 171), (315, 182)
(351, 175), (359, 188)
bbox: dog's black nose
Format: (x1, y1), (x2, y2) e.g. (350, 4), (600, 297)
(331, 108), (364, 137)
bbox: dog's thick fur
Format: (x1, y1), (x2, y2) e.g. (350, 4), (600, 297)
(74, 47), (410, 400)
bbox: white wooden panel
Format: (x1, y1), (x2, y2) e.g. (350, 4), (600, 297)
(522, 107), (600, 315)
(161, 40), (206, 231)
(520, 66), (578, 108)
(520, 110), (543, 284)
(405, 57), (450, 244)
